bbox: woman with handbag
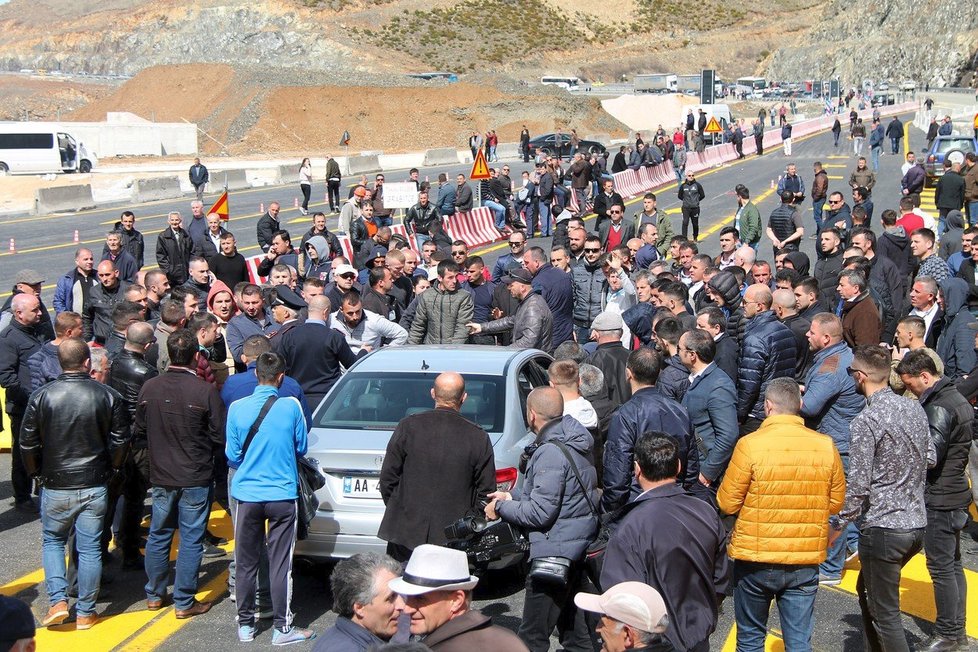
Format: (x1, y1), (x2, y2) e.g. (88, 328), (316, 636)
(485, 387), (599, 652)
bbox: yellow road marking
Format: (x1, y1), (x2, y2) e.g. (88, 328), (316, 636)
(823, 164), (847, 169)
(904, 119), (912, 157)
(117, 569), (230, 651)
(827, 175), (843, 180)
(721, 623), (785, 651)
(0, 568), (45, 597)
(829, 553), (978, 639)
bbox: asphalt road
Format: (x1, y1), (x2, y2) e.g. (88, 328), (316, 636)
(4, 113), (978, 651)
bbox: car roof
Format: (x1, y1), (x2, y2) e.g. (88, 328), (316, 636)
(350, 345), (550, 375)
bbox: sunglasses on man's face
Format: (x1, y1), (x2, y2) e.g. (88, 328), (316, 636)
(584, 248), (602, 253)
(509, 241), (523, 247)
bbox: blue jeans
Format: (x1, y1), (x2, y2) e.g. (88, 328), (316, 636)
(144, 485), (211, 610)
(489, 145), (497, 162)
(675, 167), (685, 184)
(871, 146), (881, 172)
(537, 200), (552, 237)
(374, 215), (392, 228)
(41, 486), (108, 616)
(812, 198), (826, 233)
(734, 561), (818, 652)
(890, 137), (900, 154)
(821, 453), (859, 578)
(484, 200), (506, 229)
(968, 201), (978, 228)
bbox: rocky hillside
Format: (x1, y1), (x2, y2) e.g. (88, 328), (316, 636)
(0, 0), (815, 81)
(767, 0), (978, 87)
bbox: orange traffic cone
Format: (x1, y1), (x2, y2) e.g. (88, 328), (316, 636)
(294, 197), (299, 208)
(73, 230), (79, 243)
(260, 202), (265, 213)
(8, 238), (15, 253)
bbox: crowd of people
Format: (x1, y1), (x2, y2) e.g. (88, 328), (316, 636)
(1, 126), (978, 652)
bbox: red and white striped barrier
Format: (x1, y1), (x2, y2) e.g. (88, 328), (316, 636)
(445, 207), (501, 247)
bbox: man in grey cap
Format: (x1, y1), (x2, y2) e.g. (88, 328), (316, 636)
(0, 270), (54, 341)
(466, 268), (553, 353)
(587, 310), (632, 407)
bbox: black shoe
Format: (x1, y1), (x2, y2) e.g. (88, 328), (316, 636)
(921, 635), (962, 651)
(14, 499), (39, 514)
(206, 533), (227, 546)
(203, 542), (227, 558)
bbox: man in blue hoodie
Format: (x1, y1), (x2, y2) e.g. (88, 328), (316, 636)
(225, 351), (316, 646)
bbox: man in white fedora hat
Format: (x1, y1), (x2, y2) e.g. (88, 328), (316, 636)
(390, 544), (528, 651)
(574, 581), (670, 652)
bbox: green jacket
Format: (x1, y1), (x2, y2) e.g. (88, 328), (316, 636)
(632, 210), (674, 258)
(739, 201), (762, 246)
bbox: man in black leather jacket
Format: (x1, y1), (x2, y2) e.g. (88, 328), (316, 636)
(20, 338), (128, 628)
(897, 351), (973, 651)
(108, 322), (159, 570)
(0, 293), (48, 512)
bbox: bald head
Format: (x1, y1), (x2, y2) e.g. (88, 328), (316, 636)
(125, 321), (156, 349)
(307, 295), (332, 319)
(97, 260), (120, 288)
(432, 372), (466, 408)
(771, 288), (797, 318)
(11, 293), (41, 327)
(745, 284), (772, 308)
(526, 387), (564, 432)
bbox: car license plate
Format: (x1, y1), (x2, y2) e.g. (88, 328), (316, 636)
(343, 476), (381, 499)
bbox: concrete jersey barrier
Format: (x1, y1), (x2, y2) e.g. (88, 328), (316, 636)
(133, 176), (183, 202)
(34, 185), (96, 214)
(220, 169), (251, 191)
(424, 148), (460, 166)
(347, 155), (381, 176)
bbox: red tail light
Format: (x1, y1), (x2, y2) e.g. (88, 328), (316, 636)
(496, 467), (518, 492)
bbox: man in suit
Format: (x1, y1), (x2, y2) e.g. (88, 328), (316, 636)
(598, 204), (636, 253)
(194, 213), (228, 259)
(378, 372), (496, 562)
(679, 328), (739, 497)
(592, 179), (625, 230)
(904, 276), (943, 348)
(156, 211), (194, 287)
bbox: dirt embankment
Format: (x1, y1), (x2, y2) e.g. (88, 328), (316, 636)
(65, 65), (629, 155)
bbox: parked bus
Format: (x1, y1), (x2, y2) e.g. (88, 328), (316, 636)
(0, 123), (97, 175)
(540, 75), (581, 91)
(736, 76), (767, 90)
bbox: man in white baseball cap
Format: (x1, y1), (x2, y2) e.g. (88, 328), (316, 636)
(389, 544), (528, 651)
(574, 581), (670, 652)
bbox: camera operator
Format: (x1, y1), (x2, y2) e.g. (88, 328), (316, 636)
(379, 372), (496, 563)
(485, 387), (598, 652)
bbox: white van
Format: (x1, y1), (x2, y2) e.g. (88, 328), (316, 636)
(0, 123), (97, 175)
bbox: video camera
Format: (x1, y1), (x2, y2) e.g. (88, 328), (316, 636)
(444, 515), (528, 565)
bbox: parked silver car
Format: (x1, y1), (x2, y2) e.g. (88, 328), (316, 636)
(294, 345), (553, 566)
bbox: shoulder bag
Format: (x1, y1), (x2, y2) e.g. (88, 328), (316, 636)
(239, 395), (326, 541)
(527, 439), (600, 589)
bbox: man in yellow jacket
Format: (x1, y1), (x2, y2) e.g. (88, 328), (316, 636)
(717, 377), (846, 652)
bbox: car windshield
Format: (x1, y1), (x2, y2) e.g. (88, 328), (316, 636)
(316, 372), (505, 432)
(935, 139), (976, 155)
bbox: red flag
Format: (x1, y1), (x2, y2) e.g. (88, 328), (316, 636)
(208, 189), (229, 221)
